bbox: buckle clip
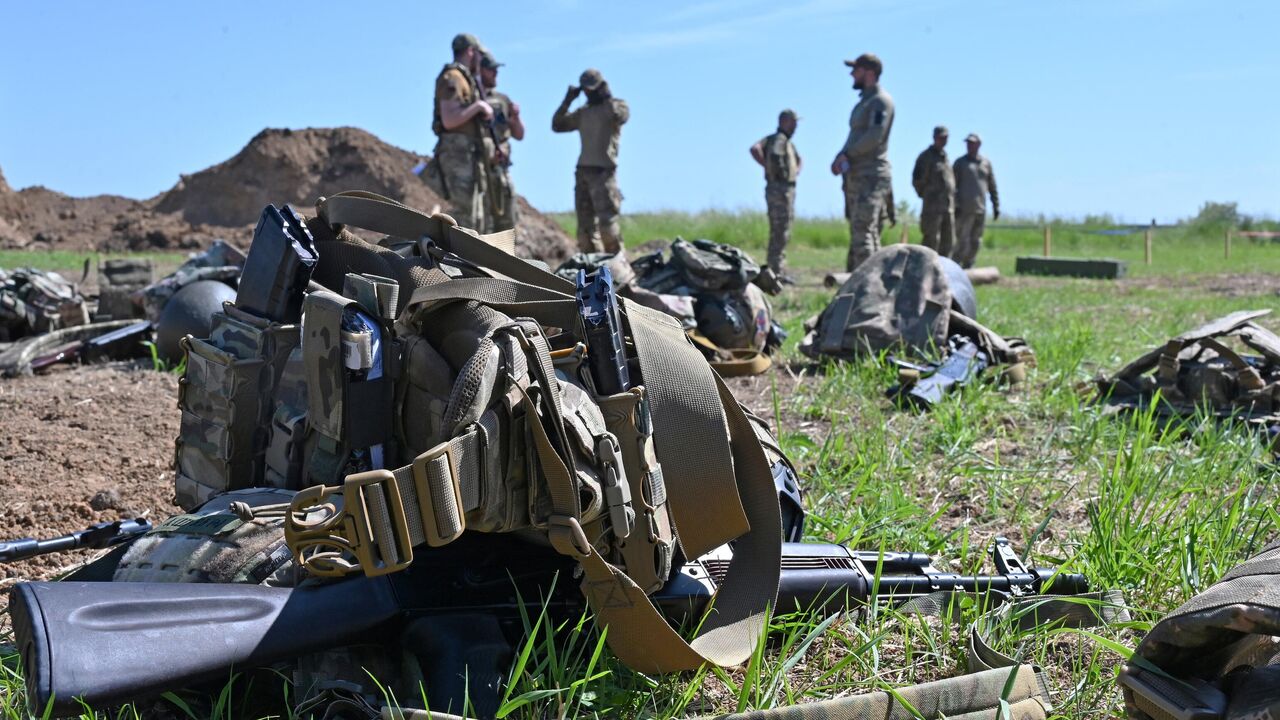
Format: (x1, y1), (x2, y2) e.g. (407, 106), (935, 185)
(411, 441), (467, 547)
(285, 470), (414, 578)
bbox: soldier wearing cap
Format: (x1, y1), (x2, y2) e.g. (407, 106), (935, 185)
(952, 132), (1000, 268)
(479, 51), (524, 232)
(912, 126), (956, 256)
(750, 109), (803, 277)
(552, 68), (630, 253)
(830, 53), (895, 271)
(432, 33), (495, 230)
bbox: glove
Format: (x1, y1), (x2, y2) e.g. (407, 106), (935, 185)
(993, 209), (1001, 221)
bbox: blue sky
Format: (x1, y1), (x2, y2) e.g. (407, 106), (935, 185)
(2, 0), (1276, 222)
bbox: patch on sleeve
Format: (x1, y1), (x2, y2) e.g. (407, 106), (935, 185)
(874, 109), (886, 126)
(436, 69), (468, 102)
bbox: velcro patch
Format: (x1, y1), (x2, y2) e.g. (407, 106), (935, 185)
(153, 513), (244, 537)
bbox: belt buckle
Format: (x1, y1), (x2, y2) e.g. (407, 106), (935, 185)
(412, 441), (467, 547)
(285, 470), (414, 578)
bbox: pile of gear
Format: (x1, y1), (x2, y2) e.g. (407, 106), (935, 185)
(556, 237), (786, 376)
(0, 241), (245, 377)
(6, 193), (1120, 720)
(1096, 309), (1280, 443)
(801, 244), (1033, 408)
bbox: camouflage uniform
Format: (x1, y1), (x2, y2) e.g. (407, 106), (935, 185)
(758, 130), (800, 274)
(912, 144), (955, 256)
(433, 62), (489, 230)
(841, 83), (895, 271)
(552, 73), (629, 254)
(483, 89), (519, 232)
(952, 149), (999, 268)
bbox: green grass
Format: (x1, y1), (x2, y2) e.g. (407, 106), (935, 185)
(0, 249), (187, 276)
(5, 216), (1280, 717)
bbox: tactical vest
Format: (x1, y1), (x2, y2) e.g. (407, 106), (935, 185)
(1098, 309), (1280, 430)
(432, 63), (482, 138)
(172, 191), (784, 673)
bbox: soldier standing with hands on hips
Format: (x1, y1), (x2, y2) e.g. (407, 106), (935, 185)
(830, 53), (895, 272)
(552, 69), (630, 254)
(750, 109), (802, 280)
(478, 50), (524, 232)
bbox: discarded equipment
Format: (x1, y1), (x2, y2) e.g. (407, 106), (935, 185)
(1015, 256), (1127, 279)
(0, 518), (152, 563)
(1096, 309), (1280, 437)
(801, 245), (1032, 408)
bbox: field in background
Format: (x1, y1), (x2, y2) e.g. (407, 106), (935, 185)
(3, 215), (1280, 717)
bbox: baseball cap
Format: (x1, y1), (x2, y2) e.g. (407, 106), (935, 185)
(579, 68), (605, 90)
(451, 33), (485, 54)
(843, 53), (882, 75)
(934, 125), (949, 136)
(480, 51), (503, 70)
(779, 108), (800, 122)
(965, 133), (982, 143)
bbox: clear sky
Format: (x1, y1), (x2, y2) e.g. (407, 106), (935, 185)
(2, 0), (1276, 223)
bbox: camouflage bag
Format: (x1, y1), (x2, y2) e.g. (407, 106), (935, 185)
(1120, 537), (1280, 720)
(1096, 309), (1280, 432)
(173, 191), (784, 675)
(799, 244), (1031, 372)
(0, 267), (89, 342)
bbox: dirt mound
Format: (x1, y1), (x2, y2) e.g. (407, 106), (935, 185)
(153, 127), (572, 262)
(0, 128), (573, 263)
(0, 165), (10, 194)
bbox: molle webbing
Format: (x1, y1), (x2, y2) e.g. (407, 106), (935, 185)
(297, 191), (783, 672)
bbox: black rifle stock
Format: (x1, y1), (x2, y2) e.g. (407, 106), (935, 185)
(9, 536), (1086, 716)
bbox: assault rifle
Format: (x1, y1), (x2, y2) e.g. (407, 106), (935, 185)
(889, 335), (991, 409)
(10, 534), (1087, 717)
(0, 518), (151, 563)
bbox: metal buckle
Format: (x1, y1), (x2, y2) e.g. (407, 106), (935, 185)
(284, 471), (414, 578)
(411, 441), (467, 547)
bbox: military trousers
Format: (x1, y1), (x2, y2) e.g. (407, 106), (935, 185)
(844, 173), (892, 272)
(765, 181), (795, 274)
(953, 210), (987, 268)
(919, 197), (955, 257)
(484, 163), (518, 233)
(574, 166), (623, 254)
(434, 133), (487, 231)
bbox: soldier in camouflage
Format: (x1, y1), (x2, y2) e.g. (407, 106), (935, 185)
(552, 68), (630, 253)
(912, 126), (955, 256)
(831, 53), (895, 272)
(432, 33), (495, 230)
(952, 132), (1000, 268)
(479, 51), (524, 233)
(750, 109), (802, 277)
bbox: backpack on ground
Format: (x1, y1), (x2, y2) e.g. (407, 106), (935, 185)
(0, 267), (89, 342)
(799, 244), (1032, 377)
(1097, 309), (1280, 433)
(171, 191), (784, 675)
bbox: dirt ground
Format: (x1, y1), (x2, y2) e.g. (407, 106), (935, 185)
(0, 362), (180, 590)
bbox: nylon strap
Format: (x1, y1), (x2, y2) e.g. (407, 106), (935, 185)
(688, 330), (774, 378)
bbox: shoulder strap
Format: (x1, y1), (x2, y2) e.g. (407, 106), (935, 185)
(688, 329), (773, 377)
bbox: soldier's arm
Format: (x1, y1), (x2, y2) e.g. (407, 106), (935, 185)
(987, 160), (1000, 218)
(508, 101), (525, 141)
(441, 99), (494, 131)
(795, 146), (803, 175)
(844, 98), (891, 158)
(952, 158), (964, 199)
(552, 85), (581, 133)
(611, 99), (630, 125)
(750, 138), (766, 167)
(911, 152), (928, 197)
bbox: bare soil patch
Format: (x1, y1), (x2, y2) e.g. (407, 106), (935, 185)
(0, 363), (180, 589)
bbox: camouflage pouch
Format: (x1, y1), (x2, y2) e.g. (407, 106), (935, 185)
(174, 305), (301, 509)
